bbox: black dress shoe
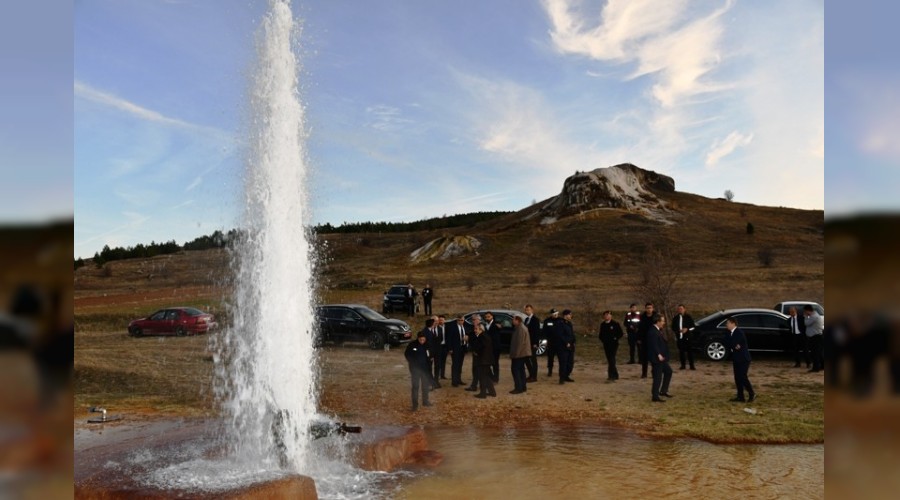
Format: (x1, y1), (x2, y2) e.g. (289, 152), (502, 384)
(509, 389), (523, 394)
(465, 387), (477, 392)
(729, 397), (746, 402)
(641, 375), (647, 379)
(488, 392), (497, 397)
(661, 393), (674, 397)
(808, 368), (820, 373)
(474, 393), (487, 399)
(451, 383), (459, 387)
(411, 405), (418, 411)
(748, 394), (756, 402)
(559, 380), (566, 385)
(423, 402), (433, 407)
(679, 366), (685, 370)
(651, 398), (666, 403)
(565, 377), (575, 382)
(689, 366), (695, 370)
(440, 376), (448, 380)
(794, 363), (801, 368)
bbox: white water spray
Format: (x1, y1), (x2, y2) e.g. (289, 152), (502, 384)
(216, 0), (319, 472)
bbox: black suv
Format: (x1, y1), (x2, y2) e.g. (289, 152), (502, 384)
(690, 308), (792, 361)
(316, 304), (413, 349)
(382, 284), (419, 314)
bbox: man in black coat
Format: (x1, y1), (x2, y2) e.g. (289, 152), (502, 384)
(598, 310), (624, 381)
(523, 304), (542, 382)
(405, 284), (417, 317)
(557, 310), (576, 384)
(637, 303), (655, 378)
(422, 284), (434, 315)
(725, 316), (755, 402)
(672, 304), (696, 370)
(624, 303), (641, 364)
(433, 314), (448, 381)
(420, 318), (439, 389)
(646, 314), (673, 402)
(483, 311), (502, 383)
(543, 309), (560, 377)
(447, 314), (469, 387)
(470, 323), (496, 398)
(787, 306), (809, 368)
(404, 332), (433, 411)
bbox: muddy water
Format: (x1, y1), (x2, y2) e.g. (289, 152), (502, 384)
(397, 425), (823, 499)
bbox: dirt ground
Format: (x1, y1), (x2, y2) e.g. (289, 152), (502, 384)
(314, 339), (824, 444)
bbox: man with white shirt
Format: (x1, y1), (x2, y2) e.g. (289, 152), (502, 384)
(788, 307), (810, 368)
(804, 305), (825, 373)
(447, 314), (469, 387)
(523, 304), (542, 382)
(672, 304), (696, 370)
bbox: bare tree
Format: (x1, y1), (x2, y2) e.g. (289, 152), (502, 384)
(724, 189), (735, 202)
(633, 246), (682, 323)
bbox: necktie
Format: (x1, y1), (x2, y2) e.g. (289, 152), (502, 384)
(459, 325), (464, 344)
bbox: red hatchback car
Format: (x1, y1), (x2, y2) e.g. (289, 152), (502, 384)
(128, 307), (217, 337)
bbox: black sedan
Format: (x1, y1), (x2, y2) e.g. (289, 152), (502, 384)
(316, 304), (413, 349)
(463, 309), (548, 355)
(690, 308), (792, 361)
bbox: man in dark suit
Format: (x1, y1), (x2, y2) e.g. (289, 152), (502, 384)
(470, 322), (496, 398)
(624, 303), (641, 364)
(465, 315), (483, 392)
(406, 284), (417, 317)
(447, 314), (469, 387)
(598, 310), (624, 381)
(646, 314), (673, 402)
(543, 309), (560, 377)
(672, 304), (696, 370)
(788, 306), (809, 368)
(484, 311), (502, 383)
(557, 310), (576, 384)
(420, 318), (439, 389)
(523, 304), (542, 382)
(434, 314), (448, 381)
(637, 303), (655, 378)
(725, 316), (755, 402)
(421, 284), (434, 315)
(404, 332), (432, 411)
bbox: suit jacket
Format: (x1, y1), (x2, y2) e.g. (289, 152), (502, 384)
(727, 327), (751, 364)
(524, 315), (542, 347)
(420, 327), (435, 347)
(430, 325), (445, 352)
(485, 321), (502, 352)
(422, 287), (433, 301)
(672, 313), (695, 340)
(509, 323), (531, 359)
(543, 317), (561, 347)
(789, 314), (806, 335)
(637, 313), (655, 343)
(447, 322), (469, 352)
(646, 326), (670, 364)
(471, 332), (493, 366)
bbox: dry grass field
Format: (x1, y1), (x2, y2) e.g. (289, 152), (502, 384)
(74, 191), (824, 442)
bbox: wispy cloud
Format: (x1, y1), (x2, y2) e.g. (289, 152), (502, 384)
(75, 80), (232, 138)
(543, 0), (733, 107)
(365, 104), (414, 132)
(705, 131), (753, 167)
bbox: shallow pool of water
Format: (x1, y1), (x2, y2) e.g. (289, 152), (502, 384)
(394, 425), (823, 499)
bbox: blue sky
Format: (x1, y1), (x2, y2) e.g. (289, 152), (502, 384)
(72, 0), (826, 258)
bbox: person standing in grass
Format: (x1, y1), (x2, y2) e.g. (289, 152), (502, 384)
(471, 323), (496, 399)
(725, 316), (755, 403)
(637, 303), (655, 379)
(523, 304), (542, 382)
(624, 303), (641, 364)
(405, 332), (433, 411)
(543, 309), (561, 377)
(422, 283), (434, 316)
(672, 304), (696, 370)
(647, 314), (673, 402)
(598, 310), (624, 381)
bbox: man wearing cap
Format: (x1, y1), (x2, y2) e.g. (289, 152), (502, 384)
(404, 331), (433, 411)
(543, 309), (560, 377)
(447, 314), (469, 387)
(557, 310), (576, 384)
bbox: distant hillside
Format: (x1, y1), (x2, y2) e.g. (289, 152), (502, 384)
(75, 165), (823, 327)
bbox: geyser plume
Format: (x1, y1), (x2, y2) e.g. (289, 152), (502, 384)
(215, 0), (319, 472)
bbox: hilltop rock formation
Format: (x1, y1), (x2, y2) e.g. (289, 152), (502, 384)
(410, 235), (481, 263)
(536, 163), (675, 223)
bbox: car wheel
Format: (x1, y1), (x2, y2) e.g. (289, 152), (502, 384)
(367, 331), (385, 350)
(535, 341), (547, 356)
(176, 326), (187, 337)
(705, 340), (726, 361)
(130, 327), (143, 337)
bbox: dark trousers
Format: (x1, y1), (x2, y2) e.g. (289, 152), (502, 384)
(491, 351), (501, 383)
(808, 334), (824, 371)
(410, 368), (431, 408)
(546, 345), (557, 374)
(677, 337), (694, 369)
(627, 332), (637, 362)
(407, 300), (415, 317)
(433, 345), (448, 380)
(450, 348), (466, 385)
(476, 365), (495, 396)
(469, 353), (479, 390)
(793, 334), (810, 366)
(424, 299), (432, 315)
(557, 348), (573, 382)
(526, 348), (538, 379)
(638, 340), (648, 377)
(732, 361), (754, 400)
(511, 358), (527, 391)
(650, 361), (672, 400)
(602, 341), (619, 379)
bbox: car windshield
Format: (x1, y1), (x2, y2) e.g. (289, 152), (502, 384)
(355, 307), (387, 321)
(696, 312), (724, 325)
